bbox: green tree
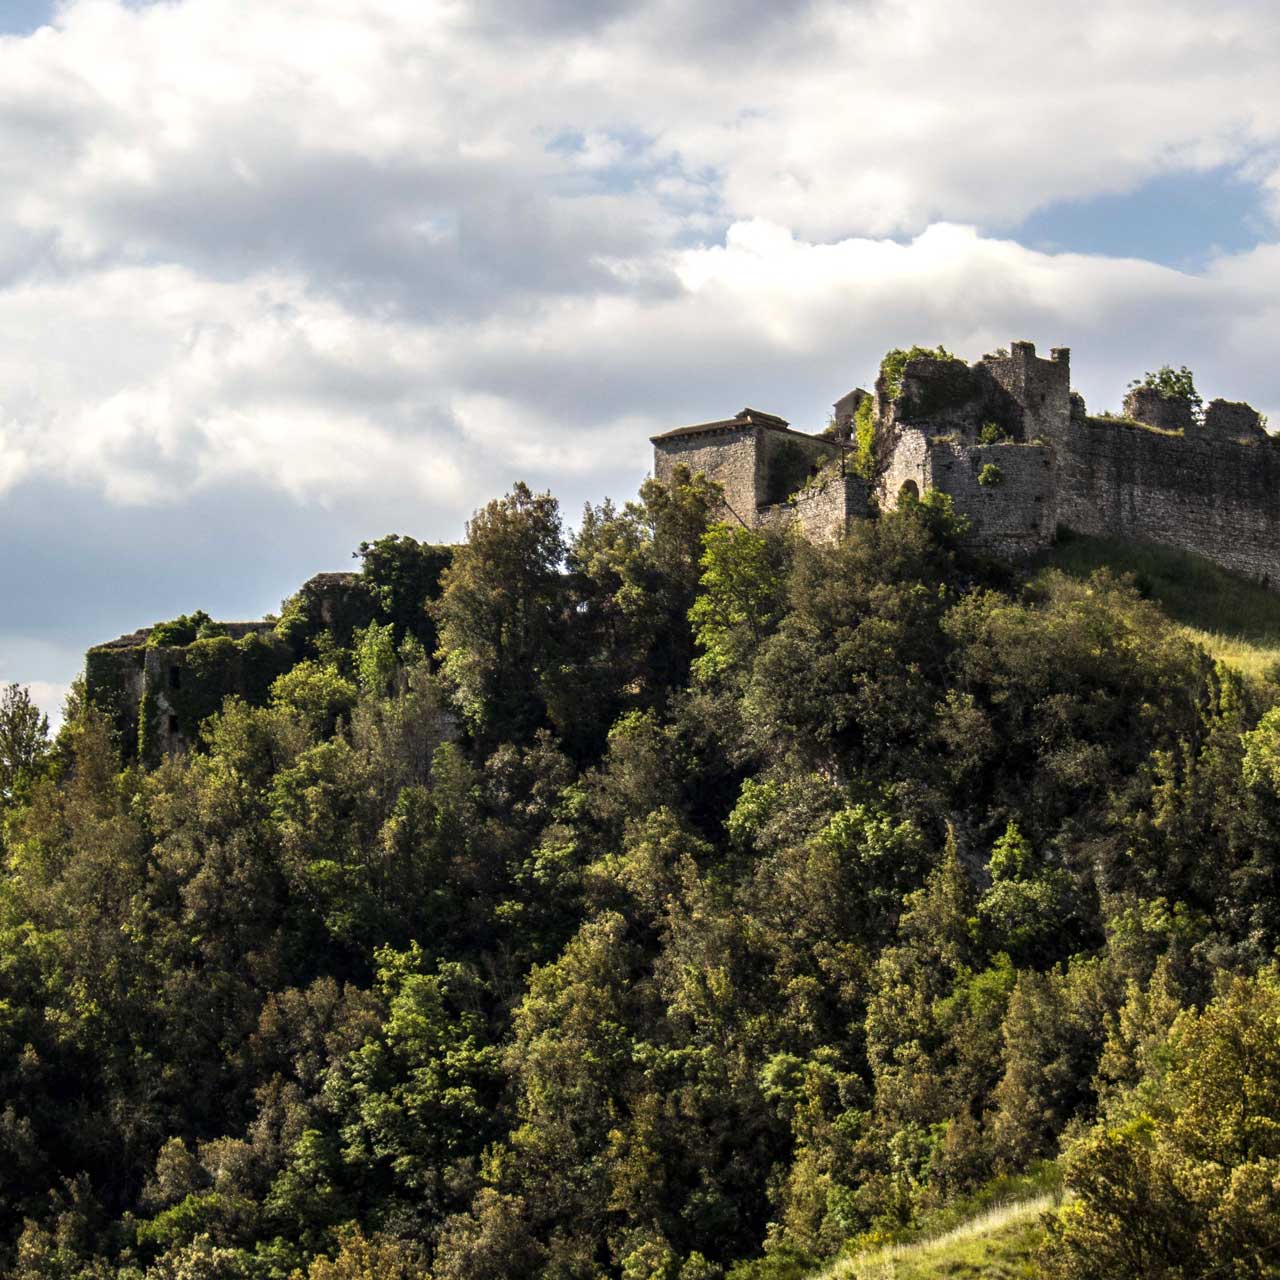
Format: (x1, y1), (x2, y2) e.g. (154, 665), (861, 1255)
(568, 465), (721, 736)
(1046, 969), (1280, 1279)
(356, 534), (453, 647)
(1128, 365), (1203, 421)
(271, 661), (359, 738)
(878, 345), (960, 399)
(0, 683), (49, 810)
(433, 483), (566, 744)
(296, 1224), (430, 1279)
(353, 622), (397, 696)
(689, 526), (788, 685)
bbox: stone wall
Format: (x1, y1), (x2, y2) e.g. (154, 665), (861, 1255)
(1058, 419), (1280, 584)
(85, 645), (148, 751)
(653, 420), (843, 528)
(87, 629), (293, 762)
(1199, 399), (1266, 443)
(879, 427), (1053, 555)
(929, 440), (1055, 556)
(651, 339), (1280, 590)
(1123, 386), (1194, 433)
(653, 426), (760, 527)
(758, 473), (870, 541)
(879, 426), (932, 510)
(758, 427), (842, 506)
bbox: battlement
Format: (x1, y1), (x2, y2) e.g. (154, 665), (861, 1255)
(652, 339), (1280, 588)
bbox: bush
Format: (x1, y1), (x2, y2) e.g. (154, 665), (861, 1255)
(978, 463), (1004, 487)
(853, 395), (877, 478)
(1128, 365), (1203, 421)
(148, 610), (227, 647)
(879, 345), (961, 400)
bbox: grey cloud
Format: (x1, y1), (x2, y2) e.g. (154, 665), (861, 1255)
(6, 0), (1280, 703)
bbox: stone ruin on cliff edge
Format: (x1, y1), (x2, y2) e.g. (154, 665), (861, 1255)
(650, 340), (1279, 586)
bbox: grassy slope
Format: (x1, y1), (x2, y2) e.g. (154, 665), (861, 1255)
(1035, 532), (1280, 681)
(824, 1195), (1051, 1280)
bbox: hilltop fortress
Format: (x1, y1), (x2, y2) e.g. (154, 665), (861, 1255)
(88, 338), (1277, 759)
(652, 340), (1279, 584)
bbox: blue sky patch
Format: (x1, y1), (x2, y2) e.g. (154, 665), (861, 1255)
(1014, 167), (1271, 271)
(0, 0), (54, 35)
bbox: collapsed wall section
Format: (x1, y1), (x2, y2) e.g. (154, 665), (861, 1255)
(757, 474), (870, 542)
(1058, 419), (1280, 584)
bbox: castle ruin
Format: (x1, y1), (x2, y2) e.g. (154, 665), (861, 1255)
(86, 344), (1279, 761)
(651, 341), (1280, 585)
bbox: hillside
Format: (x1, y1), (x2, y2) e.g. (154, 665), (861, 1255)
(825, 1196), (1049, 1280)
(1037, 530), (1280, 679)
(4, 480), (1280, 1279)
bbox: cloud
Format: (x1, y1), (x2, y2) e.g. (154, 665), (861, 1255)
(3, 0), (1279, 294)
(3, 0), (1280, 695)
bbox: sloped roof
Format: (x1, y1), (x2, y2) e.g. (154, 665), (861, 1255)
(651, 407), (792, 443)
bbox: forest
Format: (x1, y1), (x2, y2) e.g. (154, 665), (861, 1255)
(3, 467), (1280, 1278)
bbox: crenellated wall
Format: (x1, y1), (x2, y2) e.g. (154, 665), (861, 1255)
(981, 342), (1072, 446)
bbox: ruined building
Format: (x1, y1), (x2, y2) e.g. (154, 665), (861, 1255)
(86, 565), (445, 761)
(87, 342), (1277, 760)
(651, 341), (1280, 584)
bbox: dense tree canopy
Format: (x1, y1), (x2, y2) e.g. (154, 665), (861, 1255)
(2, 471), (1279, 1278)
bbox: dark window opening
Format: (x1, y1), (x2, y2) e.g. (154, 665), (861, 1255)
(898, 479), (920, 504)
(167, 714), (180, 735)
(168, 665), (181, 690)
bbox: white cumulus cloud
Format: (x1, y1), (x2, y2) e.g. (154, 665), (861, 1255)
(2, 0), (1280, 693)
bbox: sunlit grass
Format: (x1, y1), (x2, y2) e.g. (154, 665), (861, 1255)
(1035, 532), (1280, 681)
(823, 1194), (1052, 1280)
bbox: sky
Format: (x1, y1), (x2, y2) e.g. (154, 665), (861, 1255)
(5, 0), (1280, 723)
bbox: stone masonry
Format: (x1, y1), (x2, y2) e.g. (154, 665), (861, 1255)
(651, 407), (869, 541)
(652, 341), (1280, 586)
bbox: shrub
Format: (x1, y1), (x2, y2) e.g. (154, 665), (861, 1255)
(1128, 365), (1203, 421)
(879, 344), (961, 400)
(854, 394), (877, 478)
(978, 463), (1004, 487)
(148, 610), (226, 647)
